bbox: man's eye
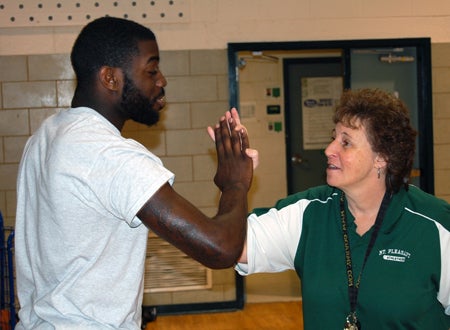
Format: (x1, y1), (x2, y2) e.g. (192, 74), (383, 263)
(148, 66), (160, 76)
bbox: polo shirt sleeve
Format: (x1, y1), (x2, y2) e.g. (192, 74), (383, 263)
(437, 222), (450, 315)
(235, 199), (309, 275)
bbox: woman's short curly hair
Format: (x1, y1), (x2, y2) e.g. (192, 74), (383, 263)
(333, 88), (417, 193)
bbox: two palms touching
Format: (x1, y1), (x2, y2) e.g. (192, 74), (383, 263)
(208, 108), (259, 169)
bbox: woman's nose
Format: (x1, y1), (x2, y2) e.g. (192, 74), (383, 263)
(324, 140), (336, 158)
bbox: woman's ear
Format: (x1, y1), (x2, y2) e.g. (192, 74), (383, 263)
(375, 154), (388, 169)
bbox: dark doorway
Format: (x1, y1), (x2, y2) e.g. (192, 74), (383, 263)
(284, 57), (343, 193)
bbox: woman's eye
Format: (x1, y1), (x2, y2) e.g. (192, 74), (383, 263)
(341, 139), (350, 147)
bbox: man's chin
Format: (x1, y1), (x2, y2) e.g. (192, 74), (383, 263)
(131, 111), (160, 126)
(142, 116), (160, 127)
(154, 104), (166, 113)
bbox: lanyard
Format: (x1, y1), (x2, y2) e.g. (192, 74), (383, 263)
(339, 191), (391, 321)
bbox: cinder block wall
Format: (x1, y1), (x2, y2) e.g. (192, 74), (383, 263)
(0, 49), (238, 306)
(0, 45), (449, 305)
(431, 44), (450, 202)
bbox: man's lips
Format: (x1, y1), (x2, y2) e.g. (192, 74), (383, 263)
(156, 95), (166, 109)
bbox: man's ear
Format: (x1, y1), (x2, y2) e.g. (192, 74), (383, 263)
(99, 66), (121, 91)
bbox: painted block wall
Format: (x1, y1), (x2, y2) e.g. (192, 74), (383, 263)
(0, 0), (449, 304)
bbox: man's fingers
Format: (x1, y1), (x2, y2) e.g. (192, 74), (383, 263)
(218, 116), (232, 154)
(214, 117), (226, 154)
(227, 115), (245, 156)
(230, 108), (241, 126)
(210, 109), (251, 160)
(239, 127), (249, 152)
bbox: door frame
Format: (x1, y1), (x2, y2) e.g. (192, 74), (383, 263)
(228, 38), (433, 193)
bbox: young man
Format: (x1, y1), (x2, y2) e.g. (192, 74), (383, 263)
(15, 17), (253, 329)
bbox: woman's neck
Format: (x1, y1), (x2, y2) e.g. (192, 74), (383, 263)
(344, 187), (387, 236)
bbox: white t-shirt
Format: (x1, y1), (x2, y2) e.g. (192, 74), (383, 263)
(15, 107), (174, 329)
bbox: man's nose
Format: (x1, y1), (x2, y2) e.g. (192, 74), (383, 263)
(156, 72), (167, 87)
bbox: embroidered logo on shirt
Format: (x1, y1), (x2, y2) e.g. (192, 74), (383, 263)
(378, 248), (411, 263)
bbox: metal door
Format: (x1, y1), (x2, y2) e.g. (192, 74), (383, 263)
(349, 47), (421, 188)
(284, 57), (343, 194)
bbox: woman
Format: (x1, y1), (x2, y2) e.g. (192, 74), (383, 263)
(235, 89), (450, 329)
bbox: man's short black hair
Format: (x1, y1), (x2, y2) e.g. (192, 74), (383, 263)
(71, 16), (156, 85)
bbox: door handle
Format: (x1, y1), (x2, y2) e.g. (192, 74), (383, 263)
(291, 153), (306, 165)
